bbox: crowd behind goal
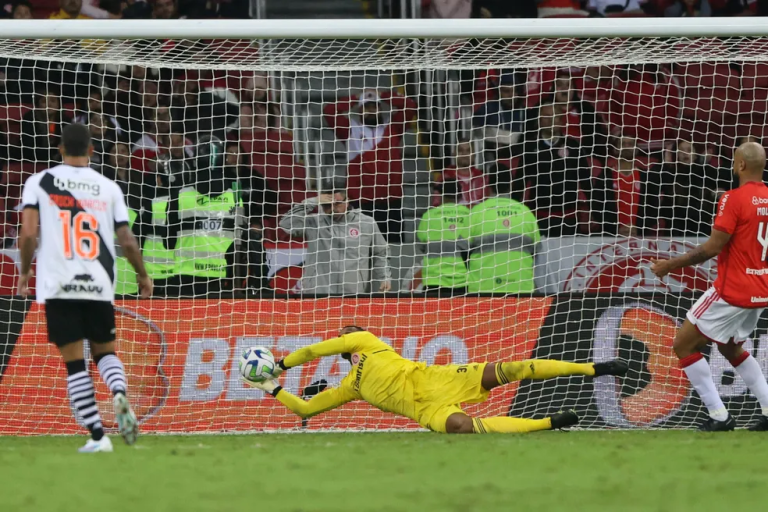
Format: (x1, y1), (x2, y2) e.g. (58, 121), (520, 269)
(0, 0), (766, 297)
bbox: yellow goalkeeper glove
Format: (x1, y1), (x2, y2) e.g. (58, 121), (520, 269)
(241, 377), (280, 396)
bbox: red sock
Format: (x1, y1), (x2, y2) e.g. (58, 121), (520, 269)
(729, 351), (750, 368)
(679, 352), (703, 368)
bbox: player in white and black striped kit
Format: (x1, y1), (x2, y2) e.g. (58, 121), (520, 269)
(17, 123), (153, 452)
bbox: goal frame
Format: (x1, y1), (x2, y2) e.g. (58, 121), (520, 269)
(1, 17), (767, 41)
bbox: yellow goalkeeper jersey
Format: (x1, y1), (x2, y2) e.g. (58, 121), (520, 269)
(276, 331), (427, 422)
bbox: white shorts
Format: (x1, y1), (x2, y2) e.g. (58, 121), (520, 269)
(686, 287), (764, 344)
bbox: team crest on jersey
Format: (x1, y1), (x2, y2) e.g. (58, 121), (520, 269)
(351, 353), (360, 365)
(349, 227), (360, 238)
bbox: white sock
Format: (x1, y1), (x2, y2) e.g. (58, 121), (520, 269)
(732, 353), (768, 417)
(96, 354), (127, 396)
(67, 371), (103, 436)
(682, 354), (728, 421)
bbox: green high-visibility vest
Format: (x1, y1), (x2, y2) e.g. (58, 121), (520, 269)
(416, 203), (471, 288)
(175, 187), (240, 278)
(115, 208), (139, 295)
(142, 196), (179, 280)
(467, 197), (540, 293)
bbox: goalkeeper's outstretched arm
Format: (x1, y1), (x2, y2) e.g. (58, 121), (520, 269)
(276, 331), (390, 373)
(251, 380), (355, 420)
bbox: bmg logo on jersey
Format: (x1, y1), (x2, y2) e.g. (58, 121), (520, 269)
(53, 177), (100, 196)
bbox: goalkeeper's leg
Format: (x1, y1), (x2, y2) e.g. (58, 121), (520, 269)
(480, 359), (628, 391)
(445, 411), (579, 434)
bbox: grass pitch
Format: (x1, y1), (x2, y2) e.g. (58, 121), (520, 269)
(1, 431), (766, 512)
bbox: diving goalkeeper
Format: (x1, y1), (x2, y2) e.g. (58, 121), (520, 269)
(245, 326), (628, 433)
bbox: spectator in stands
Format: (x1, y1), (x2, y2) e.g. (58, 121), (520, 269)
(418, 179), (471, 295)
(551, 72), (607, 158)
(20, 88), (69, 163)
(81, 0), (121, 18)
(589, 135), (652, 236)
(170, 74), (201, 136)
(432, 138), (490, 207)
(11, 0), (32, 18)
(587, 0), (646, 15)
(537, 0), (589, 17)
(102, 141), (153, 223)
(50, 0), (89, 19)
(472, 0), (537, 17)
(714, 0), (757, 15)
(427, 0), (472, 17)
(522, 101), (588, 237)
(73, 89), (121, 130)
(655, 139), (728, 236)
(154, 0), (179, 19)
(665, 0), (713, 15)
(132, 106), (184, 172)
(467, 167), (540, 293)
(280, 189), (391, 296)
(140, 81), (160, 117)
(472, 73), (525, 159)
(244, 74), (282, 131)
(323, 89), (417, 243)
(105, 71), (143, 138)
(225, 140), (276, 223)
(88, 112), (117, 167)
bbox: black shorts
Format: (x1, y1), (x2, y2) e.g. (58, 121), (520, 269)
(45, 299), (116, 347)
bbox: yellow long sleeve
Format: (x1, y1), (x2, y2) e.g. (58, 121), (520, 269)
(282, 331), (391, 368)
(274, 386), (356, 419)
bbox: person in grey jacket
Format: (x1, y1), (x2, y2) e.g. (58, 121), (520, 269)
(280, 190), (392, 296)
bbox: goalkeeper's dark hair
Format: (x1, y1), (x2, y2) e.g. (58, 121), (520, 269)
(61, 123), (92, 157)
(340, 325), (365, 335)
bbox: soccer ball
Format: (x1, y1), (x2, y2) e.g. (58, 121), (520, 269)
(239, 347), (276, 383)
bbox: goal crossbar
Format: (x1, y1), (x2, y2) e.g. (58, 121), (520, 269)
(2, 18), (768, 40)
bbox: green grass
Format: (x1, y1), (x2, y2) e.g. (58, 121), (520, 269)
(1, 431), (767, 512)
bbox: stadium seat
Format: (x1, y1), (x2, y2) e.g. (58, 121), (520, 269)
(741, 62), (768, 96)
(2, 162), (43, 185)
(0, 103), (32, 136)
(612, 70), (681, 143)
(676, 63), (739, 123)
(0, 256), (19, 295)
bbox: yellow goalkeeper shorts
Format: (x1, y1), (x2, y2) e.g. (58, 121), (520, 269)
(412, 362), (490, 433)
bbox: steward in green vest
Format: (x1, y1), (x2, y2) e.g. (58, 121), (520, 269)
(142, 195), (179, 281)
(175, 135), (243, 284)
(468, 178), (540, 293)
(115, 208), (139, 295)
(416, 179), (470, 291)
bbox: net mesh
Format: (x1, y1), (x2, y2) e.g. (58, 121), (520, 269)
(1, 33), (767, 434)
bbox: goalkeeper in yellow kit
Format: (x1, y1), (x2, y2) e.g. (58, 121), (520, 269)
(246, 326), (628, 433)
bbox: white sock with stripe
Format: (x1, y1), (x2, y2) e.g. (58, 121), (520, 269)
(680, 352), (728, 421)
(96, 354), (127, 396)
(66, 360), (104, 440)
(730, 352), (768, 416)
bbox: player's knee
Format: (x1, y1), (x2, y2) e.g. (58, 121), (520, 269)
(673, 330), (698, 359)
(445, 413), (474, 434)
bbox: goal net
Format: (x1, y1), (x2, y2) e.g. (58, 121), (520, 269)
(0, 18), (766, 433)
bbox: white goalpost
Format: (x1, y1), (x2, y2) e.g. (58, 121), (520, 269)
(0, 18), (766, 434)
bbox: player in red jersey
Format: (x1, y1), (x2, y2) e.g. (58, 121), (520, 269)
(652, 141), (768, 431)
